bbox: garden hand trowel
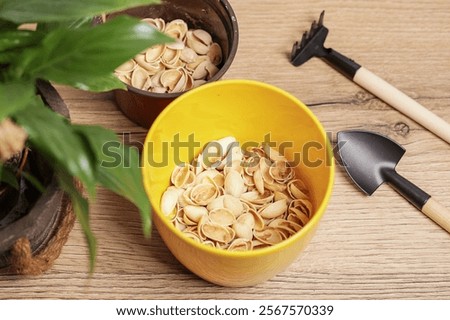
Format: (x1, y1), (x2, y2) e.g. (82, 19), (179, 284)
(337, 130), (450, 234)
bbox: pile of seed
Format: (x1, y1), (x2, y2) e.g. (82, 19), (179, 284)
(115, 18), (222, 94)
(160, 136), (313, 251)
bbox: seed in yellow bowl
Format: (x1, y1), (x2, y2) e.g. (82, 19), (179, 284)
(161, 137), (315, 251)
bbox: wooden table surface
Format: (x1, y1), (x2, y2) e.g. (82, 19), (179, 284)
(2, 0), (450, 299)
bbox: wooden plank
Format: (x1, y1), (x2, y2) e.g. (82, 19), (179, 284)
(1, 0), (450, 299)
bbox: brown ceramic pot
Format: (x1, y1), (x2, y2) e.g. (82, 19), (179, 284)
(110, 0), (239, 128)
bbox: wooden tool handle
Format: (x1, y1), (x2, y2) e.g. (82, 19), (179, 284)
(422, 197), (450, 234)
(353, 67), (450, 144)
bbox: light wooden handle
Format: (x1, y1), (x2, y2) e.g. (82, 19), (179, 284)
(422, 197), (450, 234)
(353, 67), (450, 144)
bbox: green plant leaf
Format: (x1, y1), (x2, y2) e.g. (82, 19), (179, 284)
(56, 169), (97, 273)
(14, 16), (172, 87)
(12, 97), (97, 198)
(0, 82), (35, 121)
(0, 51), (16, 64)
(0, 165), (19, 190)
(73, 125), (152, 236)
(0, 30), (43, 52)
(98, 146), (152, 237)
(37, 17), (94, 32)
(0, 0), (161, 23)
(73, 73), (126, 92)
(0, 19), (18, 30)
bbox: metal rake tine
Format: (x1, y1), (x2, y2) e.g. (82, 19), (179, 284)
(300, 31), (308, 47)
(291, 35), (305, 57)
(291, 41), (299, 57)
(310, 20), (318, 34)
(318, 10), (325, 26)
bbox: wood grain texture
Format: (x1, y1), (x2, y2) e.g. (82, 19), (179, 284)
(2, 0), (450, 299)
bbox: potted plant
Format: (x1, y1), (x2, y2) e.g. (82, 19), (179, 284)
(0, 0), (172, 272)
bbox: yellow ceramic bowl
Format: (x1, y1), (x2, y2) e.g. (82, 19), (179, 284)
(142, 80), (334, 286)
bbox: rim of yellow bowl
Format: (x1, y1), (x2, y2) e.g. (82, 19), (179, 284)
(142, 79), (335, 258)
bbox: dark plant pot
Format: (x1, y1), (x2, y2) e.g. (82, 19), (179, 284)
(0, 80), (75, 275)
(109, 0), (239, 128)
